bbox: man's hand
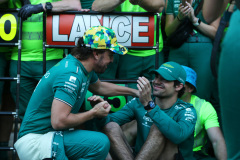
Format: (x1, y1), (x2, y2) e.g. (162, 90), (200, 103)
(87, 95), (104, 108)
(92, 101), (111, 118)
(137, 77), (152, 106)
(18, 4), (44, 21)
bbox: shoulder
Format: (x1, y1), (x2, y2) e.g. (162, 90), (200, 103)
(174, 99), (196, 116)
(175, 99), (194, 110)
(192, 95), (215, 112)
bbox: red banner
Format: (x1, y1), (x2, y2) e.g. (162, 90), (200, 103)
(46, 13), (155, 47)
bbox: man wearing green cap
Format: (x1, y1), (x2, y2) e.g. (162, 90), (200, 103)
(96, 61), (197, 160)
(181, 66), (227, 160)
(14, 26), (138, 160)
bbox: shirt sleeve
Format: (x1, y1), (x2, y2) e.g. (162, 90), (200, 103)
(93, 98), (137, 130)
(201, 101), (220, 130)
(146, 105), (197, 144)
(166, 0), (174, 14)
(108, 98), (137, 126)
(53, 72), (81, 107)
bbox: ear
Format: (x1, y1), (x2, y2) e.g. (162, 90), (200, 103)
(92, 50), (99, 60)
(188, 86), (194, 93)
(175, 83), (184, 92)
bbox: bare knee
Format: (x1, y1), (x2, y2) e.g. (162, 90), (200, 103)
(148, 124), (165, 140)
(103, 122), (121, 135)
(159, 139), (178, 160)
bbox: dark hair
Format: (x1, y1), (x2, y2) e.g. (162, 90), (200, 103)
(174, 80), (185, 98)
(185, 82), (196, 93)
(71, 37), (108, 61)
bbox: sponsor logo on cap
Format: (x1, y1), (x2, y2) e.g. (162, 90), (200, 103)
(163, 64), (174, 68)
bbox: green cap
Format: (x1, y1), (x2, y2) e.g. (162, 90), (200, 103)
(153, 62), (186, 84)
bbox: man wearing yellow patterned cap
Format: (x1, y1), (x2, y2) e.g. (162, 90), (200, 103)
(14, 26), (138, 160)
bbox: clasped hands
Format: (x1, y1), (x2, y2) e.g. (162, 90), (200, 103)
(177, 1), (198, 23)
(87, 95), (111, 118)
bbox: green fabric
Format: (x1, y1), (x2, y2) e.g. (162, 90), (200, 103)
(154, 61), (186, 84)
(62, 130), (110, 159)
(218, 10), (240, 160)
(116, 0), (163, 57)
(191, 95), (219, 152)
(8, 0), (64, 61)
(10, 59), (60, 119)
(102, 98), (196, 160)
(168, 37), (214, 102)
(50, 130), (110, 159)
(81, 0), (94, 9)
(117, 54), (156, 79)
(18, 54), (98, 138)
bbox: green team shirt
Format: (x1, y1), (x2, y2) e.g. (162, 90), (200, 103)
(191, 95), (219, 152)
(116, 0), (163, 57)
(8, 0), (63, 61)
(101, 97), (197, 160)
(18, 54), (98, 138)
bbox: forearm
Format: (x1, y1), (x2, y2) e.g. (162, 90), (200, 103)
(165, 15), (182, 37)
(92, 0), (125, 12)
(207, 127), (227, 160)
(147, 106), (195, 144)
(90, 81), (138, 97)
(194, 21), (217, 39)
(42, 0), (81, 12)
(52, 110), (96, 130)
(192, 15), (220, 40)
(138, 0), (165, 13)
(202, 0), (229, 23)
(212, 140), (227, 160)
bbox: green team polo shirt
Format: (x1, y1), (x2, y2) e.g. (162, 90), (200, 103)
(8, 0), (63, 61)
(18, 54), (98, 138)
(166, 0), (209, 38)
(191, 95), (219, 152)
(116, 0), (163, 57)
(99, 98), (196, 160)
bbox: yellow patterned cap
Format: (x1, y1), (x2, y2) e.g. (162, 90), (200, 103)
(83, 26), (128, 55)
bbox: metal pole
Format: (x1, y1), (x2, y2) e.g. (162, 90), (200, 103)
(43, 13), (47, 74)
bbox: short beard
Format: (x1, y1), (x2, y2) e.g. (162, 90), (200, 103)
(94, 56), (106, 73)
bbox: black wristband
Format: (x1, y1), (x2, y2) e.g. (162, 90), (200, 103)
(45, 2), (53, 12)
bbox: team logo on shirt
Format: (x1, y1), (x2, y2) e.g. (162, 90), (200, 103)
(69, 76), (77, 83)
(184, 108), (195, 122)
(44, 71), (50, 78)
